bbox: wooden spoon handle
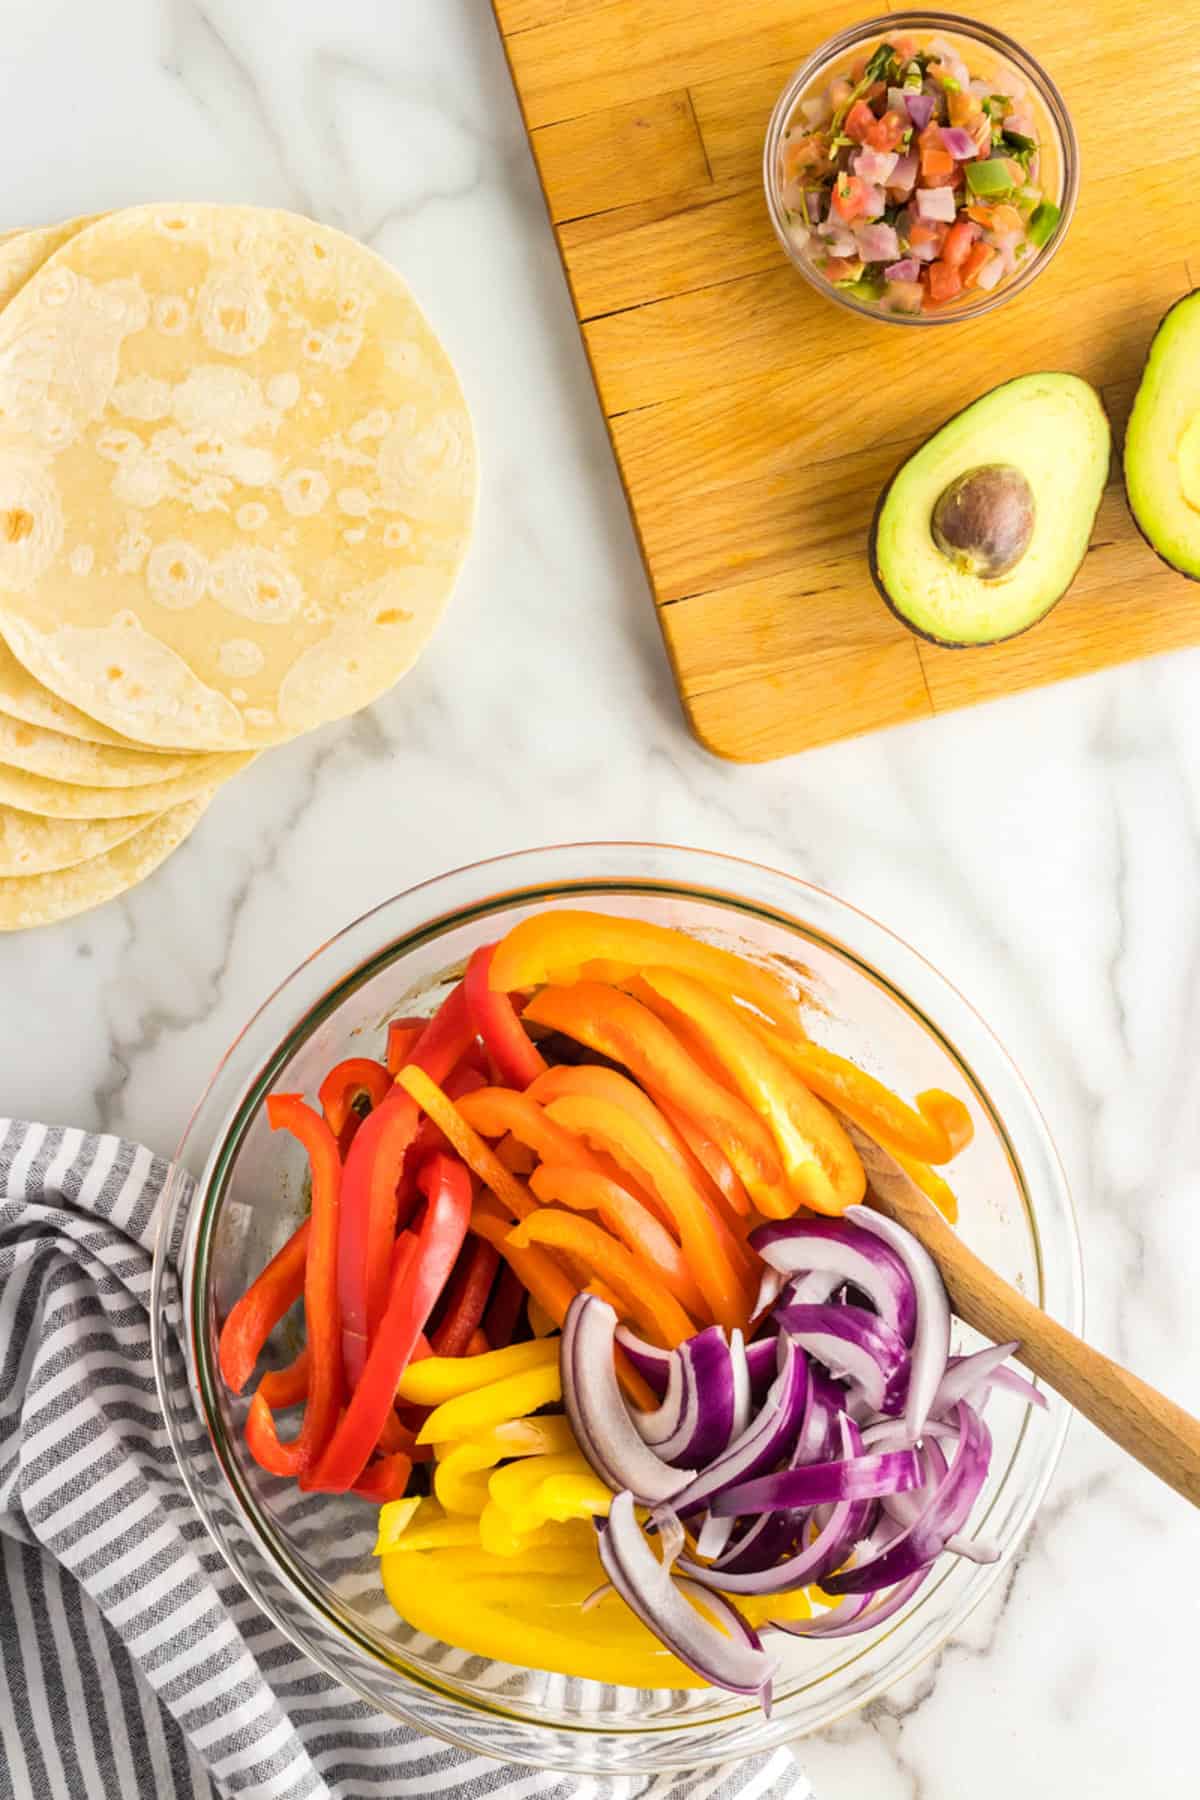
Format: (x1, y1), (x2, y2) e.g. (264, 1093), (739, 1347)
(845, 1121), (1200, 1508)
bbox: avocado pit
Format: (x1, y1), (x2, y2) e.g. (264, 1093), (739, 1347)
(931, 464), (1035, 580)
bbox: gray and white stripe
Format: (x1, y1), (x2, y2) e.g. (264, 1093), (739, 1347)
(0, 1119), (813, 1800)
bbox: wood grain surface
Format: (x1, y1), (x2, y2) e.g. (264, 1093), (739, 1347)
(493, 0), (1200, 761)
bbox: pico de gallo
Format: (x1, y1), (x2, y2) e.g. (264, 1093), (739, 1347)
(775, 33), (1061, 315)
(218, 910), (1045, 1702)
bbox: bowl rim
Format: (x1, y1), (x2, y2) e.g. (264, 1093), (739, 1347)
(763, 8), (1080, 326)
(152, 840), (1083, 1768)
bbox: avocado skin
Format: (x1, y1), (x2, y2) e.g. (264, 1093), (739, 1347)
(1122, 288), (1200, 585)
(867, 372), (1110, 648)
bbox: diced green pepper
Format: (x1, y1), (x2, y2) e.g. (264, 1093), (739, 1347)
(1004, 130), (1038, 156)
(965, 159), (1015, 197)
(1027, 201), (1061, 247)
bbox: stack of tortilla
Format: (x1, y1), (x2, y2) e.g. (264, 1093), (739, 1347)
(0, 206), (476, 929)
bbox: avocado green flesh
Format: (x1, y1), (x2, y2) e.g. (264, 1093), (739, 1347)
(1125, 290), (1200, 578)
(872, 373), (1111, 645)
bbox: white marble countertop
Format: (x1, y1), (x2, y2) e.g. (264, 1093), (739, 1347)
(1, 2), (1195, 1793)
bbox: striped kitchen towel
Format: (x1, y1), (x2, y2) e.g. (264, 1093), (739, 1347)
(0, 1120), (815, 1800)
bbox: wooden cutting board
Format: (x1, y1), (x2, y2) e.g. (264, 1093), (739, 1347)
(492, 0), (1200, 761)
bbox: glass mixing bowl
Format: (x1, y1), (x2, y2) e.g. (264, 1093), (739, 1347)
(764, 11), (1079, 325)
(151, 843), (1081, 1775)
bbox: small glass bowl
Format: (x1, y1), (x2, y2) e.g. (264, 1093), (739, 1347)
(151, 843), (1081, 1775)
(764, 10), (1079, 326)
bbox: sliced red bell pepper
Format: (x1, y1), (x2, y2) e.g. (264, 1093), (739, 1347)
(481, 1262), (525, 1349)
(430, 1235), (501, 1356)
(337, 983), (476, 1387)
(309, 1152), (471, 1492)
(243, 1096), (343, 1477)
(352, 1451), (413, 1503)
(386, 1017), (428, 1077)
(464, 943), (547, 1089)
(257, 1346), (309, 1409)
(318, 1057), (392, 1156)
(217, 1217), (310, 1395)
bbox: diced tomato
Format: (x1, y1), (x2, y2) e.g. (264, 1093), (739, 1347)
(961, 242), (995, 288)
(965, 203), (995, 228)
(892, 34), (917, 58)
(783, 134), (832, 180)
(865, 109), (907, 152)
(831, 173), (871, 221)
(923, 163), (965, 190)
(941, 219), (978, 269)
(908, 219), (946, 249)
(821, 256), (861, 285)
(926, 260), (964, 304)
(844, 100), (878, 144)
(948, 90), (983, 128)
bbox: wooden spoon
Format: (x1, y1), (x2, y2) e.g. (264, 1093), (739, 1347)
(839, 1116), (1200, 1508)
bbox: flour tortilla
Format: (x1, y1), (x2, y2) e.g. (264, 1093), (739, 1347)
(0, 754), (246, 818)
(0, 795), (208, 929)
(0, 804), (149, 876)
(0, 202), (476, 751)
(0, 708), (243, 787)
(0, 638), (141, 746)
(0, 215), (99, 310)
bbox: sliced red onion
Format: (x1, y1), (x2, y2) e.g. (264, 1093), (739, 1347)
(752, 1266), (786, 1317)
(644, 1326), (743, 1467)
(695, 1510), (736, 1562)
(887, 151), (918, 195)
(615, 1324), (670, 1396)
(823, 1403), (990, 1595)
(597, 1492), (775, 1702)
(775, 1302), (909, 1415)
(634, 1348), (685, 1445)
(730, 1328), (752, 1438)
(933, 1343), (1018, 1412)
(751, 1217), (917, 1342)
(848, 1206), (950, 1438)
(712, 1443), (920, 1517)
(745, 1334), (778, 1399)
(771, 1561), (933, 1639)
(916, 186), (957, 223)
(910, 237), (939, 263)
(706, 1391), (847, 1579)
(884, 259), (920, 283)
(905, 92), (935, 130)
(562, 1295), (692, 1505)
(987, 1364), (1048, 1409)
(855, 222), (900, 264)
(941, 126), (978, 160)
(687, 1419), (875, 1594)
(671, 1336), (808, 1517)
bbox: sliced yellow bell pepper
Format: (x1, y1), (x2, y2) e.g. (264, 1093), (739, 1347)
(396, 1337), (558, 1406)
(434, 1443), (494, 1515)
(536, 1471), (613, 1525)
(477, 1501), (594, 1558)
(432, 1415), (577, 1463)
(380, 1547), (708, 1687)
(891, 1147), (960, 1224)
(487, 1450), (606, 1525)
(375, 1498), (482, 1555)
(416, 1360), (562, 1445)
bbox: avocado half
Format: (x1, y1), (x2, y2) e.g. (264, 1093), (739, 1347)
(1125, 290), (1200, 580)
(869, 373), (1111, 646)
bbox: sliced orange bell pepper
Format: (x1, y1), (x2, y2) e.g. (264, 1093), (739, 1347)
(507, 1209), (696, 1347)
(650, 1091), (752, 1218)
(540, 1093), (747, 1330)
(455, 1087), (600, 1173)
(522, 981), (792, 1219)
(489, 908), (810, 1036)
(397, 1067), (537, 1222)
(893, 1148), (959, 1223)
(494, 1133), (537, 1175)
(750, 1023), (972, 1165)
(530, 1162), (707, 1319)
(638, 969), (865, 1216)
